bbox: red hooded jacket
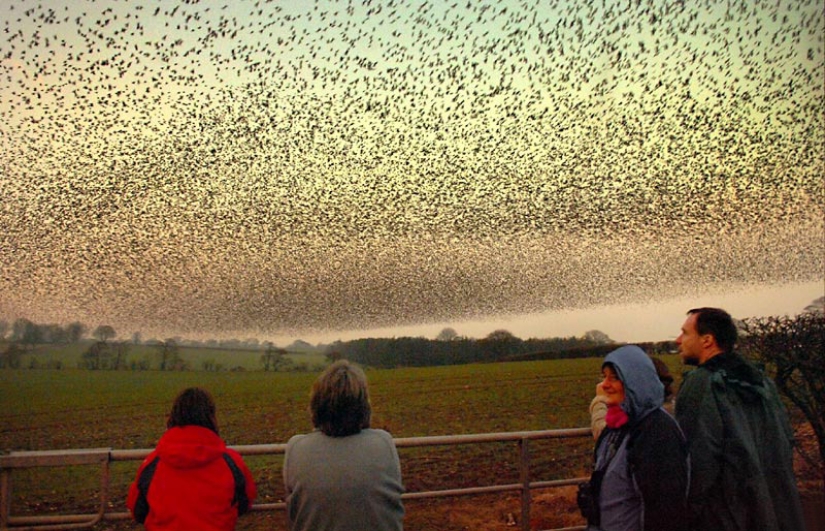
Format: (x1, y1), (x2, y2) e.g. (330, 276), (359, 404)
(126, 426), (256, 531)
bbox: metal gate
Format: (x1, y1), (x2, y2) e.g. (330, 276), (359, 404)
(1, 427), (592, 531)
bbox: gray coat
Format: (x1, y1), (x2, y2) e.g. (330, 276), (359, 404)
(283, 428), (404, 531)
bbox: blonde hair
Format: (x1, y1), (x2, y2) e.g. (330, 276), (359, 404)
(311, 360), (372, 437)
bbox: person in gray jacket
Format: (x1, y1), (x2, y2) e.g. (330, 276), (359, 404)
(283, 359), (404, 531)
(579, 345), (689, 531)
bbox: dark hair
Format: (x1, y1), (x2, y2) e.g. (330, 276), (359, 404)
(688, 307), (738, 353)
(311, 360), (371, 437)
(650, 357), (674, 400)
(167, 387), (218, 434)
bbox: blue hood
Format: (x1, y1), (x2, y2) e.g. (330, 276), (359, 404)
(603, 345), (663, 422)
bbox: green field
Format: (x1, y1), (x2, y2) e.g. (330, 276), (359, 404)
(2, 341), (328, 372)
(1, 356), (686, 530)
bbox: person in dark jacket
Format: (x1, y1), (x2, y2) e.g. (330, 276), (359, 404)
(580, 345), (689, 531)
(126, 387), (257, 531)
(675, 307), (805, 531)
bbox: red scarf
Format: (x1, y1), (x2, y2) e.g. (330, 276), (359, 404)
(605, 405), (629, 429)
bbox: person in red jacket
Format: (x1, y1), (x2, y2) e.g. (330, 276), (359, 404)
(127, 387), (257, 530)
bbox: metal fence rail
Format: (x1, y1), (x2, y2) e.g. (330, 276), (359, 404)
(1, 427), (592, 531)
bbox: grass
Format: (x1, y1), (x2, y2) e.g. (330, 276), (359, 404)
(2, 340), (328, 371)
(0, 355), (689, 531)
(0, 358), (622, 447)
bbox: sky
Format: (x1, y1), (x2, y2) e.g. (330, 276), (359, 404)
(310, 280), (824, 345)
(1, 0), (823, 346)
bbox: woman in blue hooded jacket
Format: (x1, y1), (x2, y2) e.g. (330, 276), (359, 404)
(580, 346), (689, 531)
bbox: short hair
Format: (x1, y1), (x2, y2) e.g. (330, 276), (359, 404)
(311, 360), (372, 437)
(167, 387), (218, 434)
(687, 307), (738, 353)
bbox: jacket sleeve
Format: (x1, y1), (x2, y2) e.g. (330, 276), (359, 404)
(589, 395), (608, 441)
(630, 412), (689, 531)
(227, 449), (257, 505)
(674, 369), (724, 523)
(125, 450), (158, 518)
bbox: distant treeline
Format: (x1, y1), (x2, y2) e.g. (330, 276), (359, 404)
(0, 317), (321, 353)
(324, 331), (677, 369)
(1, 316), (679, 371)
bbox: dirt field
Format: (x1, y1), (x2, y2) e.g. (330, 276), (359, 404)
(2, 358), (822, 531)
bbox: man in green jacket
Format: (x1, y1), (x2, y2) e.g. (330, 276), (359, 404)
(675, 307), (806, 531)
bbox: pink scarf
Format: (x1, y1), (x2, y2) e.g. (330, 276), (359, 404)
(605, 405), (629, 429)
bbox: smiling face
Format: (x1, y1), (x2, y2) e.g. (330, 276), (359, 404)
(601, 365), (626, 407)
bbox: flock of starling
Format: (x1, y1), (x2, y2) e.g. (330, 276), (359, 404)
(1, 0), (822, 342)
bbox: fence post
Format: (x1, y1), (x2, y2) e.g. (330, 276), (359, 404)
(1, 467), (10, 531)
(519, 438), (531, 531)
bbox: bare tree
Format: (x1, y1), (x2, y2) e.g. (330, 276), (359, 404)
(157, 339), (185, 371)
(740, 312), (825, 492)
(66, 322), (87, 343)
(92, 325), (116, 342)
(582, 330), (612, 344)
(12, 318), (41, 348)
(41, 324), (67, 344)
(112, 341), (130, 370)
(81, 341), (108, 370)
(261, 344), (290, 371)
(803, 296), (824, 315)
(436, 327), (459, 341)
(0, 342), (23, 369)
(479, 329), (522, 361)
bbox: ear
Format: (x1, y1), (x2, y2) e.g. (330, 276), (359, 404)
(700, 333), (716, 350)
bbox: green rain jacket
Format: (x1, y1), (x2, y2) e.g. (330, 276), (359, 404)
(675, 352), (805, 531)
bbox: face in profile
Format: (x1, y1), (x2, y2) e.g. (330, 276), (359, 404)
(676, 313), (703, 366)
(601, 365), (625, 407)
